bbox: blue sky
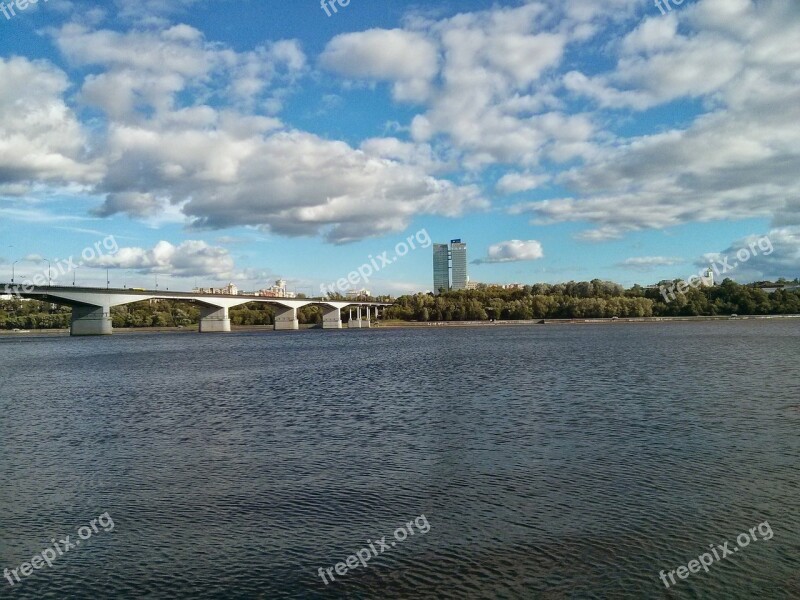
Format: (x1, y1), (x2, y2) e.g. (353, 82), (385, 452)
(1, 0), (798, 295)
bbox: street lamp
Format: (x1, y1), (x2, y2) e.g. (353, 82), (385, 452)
(106, 269), (110, 290)
(12, 260), (19, 284)
(44, 259), (51, 287)
(73, 267), (78, 286)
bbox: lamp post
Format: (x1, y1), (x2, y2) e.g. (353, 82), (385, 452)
(44, 259), (51, 287)
(73, 267), (78, 286)
(12, 260), (19, 284)
(106, 269), (110, 290)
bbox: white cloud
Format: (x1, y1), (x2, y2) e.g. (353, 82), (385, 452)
(321, 29), (438, 102)
(320, 4), (597, 170)
(359, 137), (448, 172)
(4, 0), (799, 253)
(0, 57), (103, 187)
(32, 24), (484, 243)
(694, 227), (800, 282)
(473, 240), (544, 264)
(94, 121), (485, 243)
(54, 24), (306, 120)
(496, 172), (550, 194)
(545, 0), (800, 240)
(88, 240), (235, 278)
(618, 256), (684, 270)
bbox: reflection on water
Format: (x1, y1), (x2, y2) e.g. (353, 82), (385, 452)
(1, 321), (798, 598)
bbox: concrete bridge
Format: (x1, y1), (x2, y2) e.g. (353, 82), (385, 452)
(1, 284), (391, 336)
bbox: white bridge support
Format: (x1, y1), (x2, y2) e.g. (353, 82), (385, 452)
(71, 304), (113, 336)
(197, 299), (250, 333)
(41, 291), (145, 336)
(274, 306), (299, 330)
(199, 305), (231, 333)
(321, 302), (349, 329)
(348, 306), (363, 329)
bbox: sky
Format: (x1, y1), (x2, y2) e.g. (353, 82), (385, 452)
(0, 0), (798, 295)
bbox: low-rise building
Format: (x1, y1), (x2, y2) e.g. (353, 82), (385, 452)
(192, 282), (239, 295)
(255, 279), (296, 298)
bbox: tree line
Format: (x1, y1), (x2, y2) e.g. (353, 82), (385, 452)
(383, 279), (800, 322)
(2, 279), (799, 330)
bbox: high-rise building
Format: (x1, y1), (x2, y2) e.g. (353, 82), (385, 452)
(432, 239), (469, 293)
(450, 239), (468, 291)
(433, 244), (450, 294)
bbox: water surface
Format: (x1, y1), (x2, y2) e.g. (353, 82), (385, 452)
(1, 321), (798, 598)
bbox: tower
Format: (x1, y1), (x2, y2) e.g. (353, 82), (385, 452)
(450, 239), (468, 291)
(433, 244), (450, 294)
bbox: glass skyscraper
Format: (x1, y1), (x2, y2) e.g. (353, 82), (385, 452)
(432, 239), (468, 294)
(433, 244), (450, 294)
(450, 239), (468, 291)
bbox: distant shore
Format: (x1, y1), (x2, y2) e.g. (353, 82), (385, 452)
(2, 314), (800, 337)
(378, 314), (800, 328)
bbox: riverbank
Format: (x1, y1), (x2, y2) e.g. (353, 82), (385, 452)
(0, 325), (317, 336)
(3, 314), (800, 336)
(376, 314), (800, 327)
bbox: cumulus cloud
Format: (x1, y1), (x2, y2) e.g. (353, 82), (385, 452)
(87, 240), (235, 278)
(321, 29), (438, 102)
(473, 240), (544, 264)
(320, 3), (597, 170)
(0, 57), (103, 187)
(617, 256), (684, 270)
(93, 123), (484, 243)
(693, 228), (800, 282)
(4, 0), (800, 254)
(36, 24), (484, 243)
(54, 24), (306, 119)
(496, 172), (550, 194)
(545, 0), (800, 240)
(359, 137), (448, 172)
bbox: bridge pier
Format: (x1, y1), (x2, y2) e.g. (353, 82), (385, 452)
(322, 306), (343, 329)
(71, 304), (113, 336)
(199, 305), (231, 333)
(274, 306), (299, 331)
(348, 306), (363, 329)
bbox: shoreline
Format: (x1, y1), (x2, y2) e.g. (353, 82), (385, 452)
(2, 314), (800, 336)
(378, 314), (800, 328)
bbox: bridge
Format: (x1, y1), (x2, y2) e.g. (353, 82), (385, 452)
(1, 284), (391, 336)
